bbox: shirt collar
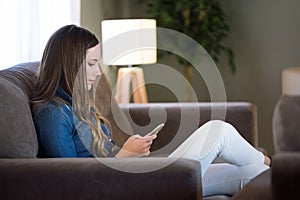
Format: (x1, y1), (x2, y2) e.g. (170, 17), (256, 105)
(55, 87), (72, 105)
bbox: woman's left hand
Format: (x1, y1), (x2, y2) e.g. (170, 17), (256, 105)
(115, 134), (157, 157)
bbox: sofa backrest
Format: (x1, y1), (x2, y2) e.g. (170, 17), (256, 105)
(0, 62), (39, 158)
(120, 102), (259, 155)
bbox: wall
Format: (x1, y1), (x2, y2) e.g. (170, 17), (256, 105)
(81, 0), (300, 155)
(219, 0), (300, 155)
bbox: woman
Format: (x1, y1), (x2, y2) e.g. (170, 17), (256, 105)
(32, 25), (270, 196)
(32, 25), (154, 158)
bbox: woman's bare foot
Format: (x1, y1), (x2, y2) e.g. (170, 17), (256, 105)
(264, 155), (271, 166)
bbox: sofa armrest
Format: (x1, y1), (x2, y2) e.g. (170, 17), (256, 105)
(0, 157), (201, 200)
(119, 102), (258, 155)
(272, 152), (300, 200)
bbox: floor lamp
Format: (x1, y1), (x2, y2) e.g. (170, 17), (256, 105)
(101, 19), (157, 103)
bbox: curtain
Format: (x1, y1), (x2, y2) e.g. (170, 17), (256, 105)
(0, 0), (80, 69)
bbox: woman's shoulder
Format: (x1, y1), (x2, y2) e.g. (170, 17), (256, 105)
(34, 99), (73, 119)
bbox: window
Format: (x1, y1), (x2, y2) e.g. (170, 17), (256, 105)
(0, 0), (80, 69)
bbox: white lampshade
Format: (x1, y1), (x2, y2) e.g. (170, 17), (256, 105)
(101, 19), (157, 65)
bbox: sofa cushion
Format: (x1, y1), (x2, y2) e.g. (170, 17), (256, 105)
(0, 74), (38, 157)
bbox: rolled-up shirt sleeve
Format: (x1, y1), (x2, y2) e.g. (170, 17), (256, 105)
(75, 119), (120, 157)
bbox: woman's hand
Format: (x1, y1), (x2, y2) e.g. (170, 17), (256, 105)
(115, 134), (157, 158)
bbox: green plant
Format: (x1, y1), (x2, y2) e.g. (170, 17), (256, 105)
(142, 0), (236, 73)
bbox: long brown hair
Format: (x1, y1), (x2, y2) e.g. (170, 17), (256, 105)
(32, 25), (110, 157)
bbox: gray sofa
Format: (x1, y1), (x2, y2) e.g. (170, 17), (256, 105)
(0, 62), (264, 200)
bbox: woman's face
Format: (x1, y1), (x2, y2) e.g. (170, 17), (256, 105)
(86, 44), (101, 90)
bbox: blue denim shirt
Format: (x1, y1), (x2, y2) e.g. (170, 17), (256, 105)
(33, 87), (120, 158)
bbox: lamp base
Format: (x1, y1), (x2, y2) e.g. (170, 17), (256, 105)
(115, 67), (148, 103)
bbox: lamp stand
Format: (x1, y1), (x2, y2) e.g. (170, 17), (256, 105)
(115, 67), (148, 103)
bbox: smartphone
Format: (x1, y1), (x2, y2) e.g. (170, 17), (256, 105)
(145, 123), (165, 137)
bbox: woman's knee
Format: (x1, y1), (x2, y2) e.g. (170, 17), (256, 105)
(201, 120), (234, 135)
(202, 120), (232, 128)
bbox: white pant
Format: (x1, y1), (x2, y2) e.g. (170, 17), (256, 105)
(168, 120), (269, 196)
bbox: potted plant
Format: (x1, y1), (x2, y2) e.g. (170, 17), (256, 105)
(141, 0), (235, 75)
